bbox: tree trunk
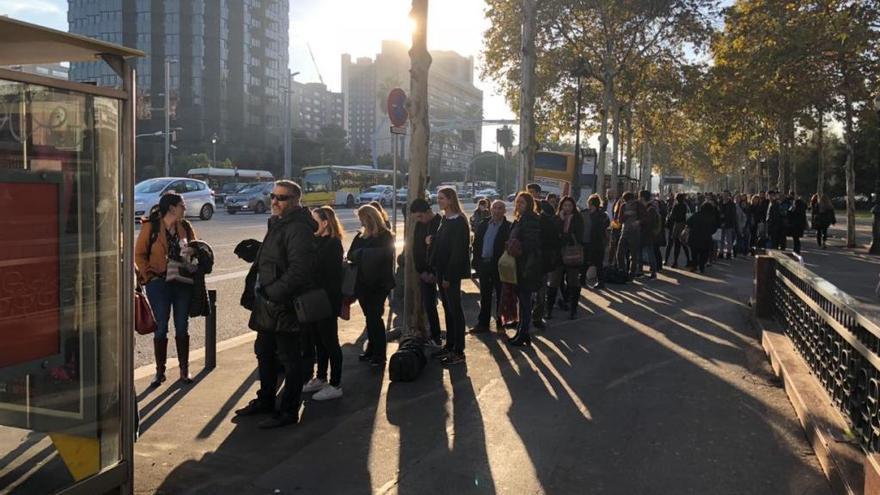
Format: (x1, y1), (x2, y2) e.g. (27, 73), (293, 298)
(611, 102), (621, 197)
(624, 105), (632, 189)
(597, 100), (610, 199)
(518, 0), (537, 189)
(844, 94), (856, 248)
(776, 125), (786, 193)
(817, 108), (825, 196)
(642, 140), (652, 190)
(404, 0), (432, 338)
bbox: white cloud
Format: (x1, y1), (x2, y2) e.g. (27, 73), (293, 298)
(0, 0), (67, 30)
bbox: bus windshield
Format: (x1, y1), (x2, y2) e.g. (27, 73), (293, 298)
(303, 168), (332, 193)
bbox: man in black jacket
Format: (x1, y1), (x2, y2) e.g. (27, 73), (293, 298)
(766, 190), (785, 250)
(471, 200), (511, 333)
(235, 180), (317, 428)
(410, 198), (443, 346)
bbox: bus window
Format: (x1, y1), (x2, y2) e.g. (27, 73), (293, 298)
(303, 168), (332, 192)
(535, 153), (568, 172)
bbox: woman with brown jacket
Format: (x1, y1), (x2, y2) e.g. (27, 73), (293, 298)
(135, 193), (197, 387)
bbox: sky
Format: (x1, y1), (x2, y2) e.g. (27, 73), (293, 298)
(0, 0), (515, 151)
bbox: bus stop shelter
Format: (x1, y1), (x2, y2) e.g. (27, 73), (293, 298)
(0, 16), (142, 495)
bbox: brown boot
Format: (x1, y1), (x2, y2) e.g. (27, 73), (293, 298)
(176, 335), (193, 384)
(151, 338), (168, 387)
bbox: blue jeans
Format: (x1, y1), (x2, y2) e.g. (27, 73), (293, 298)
(145, 277), (193, 339)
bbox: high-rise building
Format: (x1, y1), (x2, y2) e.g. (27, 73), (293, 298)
(341, 41), (483, 174)
(290, 79), (344, 138)
(68, 0), (289, 175)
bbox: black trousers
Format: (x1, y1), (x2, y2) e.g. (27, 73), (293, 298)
(439, 278), (465, 354)
(790, 235), (801, 254)
(304, 317), (343, 387)
(816, 227), (828, 246)
(420, 279), (442, 343)
(255, 331), (303, 417)
(359, 292), (388, 361)
(477, 260), (502, 327)
(693, 248), (709, 272)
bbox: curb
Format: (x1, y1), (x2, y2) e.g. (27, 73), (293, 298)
(756, 316), (868, 495)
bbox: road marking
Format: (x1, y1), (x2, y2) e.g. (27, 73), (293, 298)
(206, 269), (250, 283)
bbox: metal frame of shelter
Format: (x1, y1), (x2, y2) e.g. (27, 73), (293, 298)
(0, 16), (142, 495)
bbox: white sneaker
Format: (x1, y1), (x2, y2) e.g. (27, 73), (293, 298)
(302, 378), (326, 393)
(312, 385), (342, 401)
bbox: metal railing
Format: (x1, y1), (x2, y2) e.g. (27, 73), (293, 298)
(758, 251), (880, 452)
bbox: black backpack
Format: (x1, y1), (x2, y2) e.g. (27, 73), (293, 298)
(605, 267), (629, 284)
(389, 339), (427, 382)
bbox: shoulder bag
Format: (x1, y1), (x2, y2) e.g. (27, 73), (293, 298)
(341, 261), (358, 297)
(294, 288), (333, 324)
(561, 244), (584, 267)
(134, 280), (157, 335)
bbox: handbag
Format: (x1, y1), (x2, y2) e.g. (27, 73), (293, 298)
(166, 259), (194, 284)
(561, 244), (584, 267)
(294, 288), (332, 324)
(134, 282), (157, 335)
(341, 262), (358, 297)
(498, 251), (518, 284)
(679, 226), (690, 246)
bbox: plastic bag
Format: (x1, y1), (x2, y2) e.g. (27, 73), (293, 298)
(498, 251), (518, 285)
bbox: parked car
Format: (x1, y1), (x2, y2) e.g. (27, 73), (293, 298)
(225, 182), (274, 214)
(359, 184), (394, 206)
(396, 188), (432, 204)
(474, 188), (500, 202)
(214, 182), (249, 206)
(135, 177), (215, 221)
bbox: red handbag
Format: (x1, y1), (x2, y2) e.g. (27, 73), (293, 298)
(135, 282), (157, 335)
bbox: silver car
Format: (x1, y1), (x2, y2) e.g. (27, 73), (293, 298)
(135, 177), (216, 221)
(225, 182), (274, 214)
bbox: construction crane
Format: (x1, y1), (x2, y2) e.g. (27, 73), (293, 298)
(306, 43), (324, 86)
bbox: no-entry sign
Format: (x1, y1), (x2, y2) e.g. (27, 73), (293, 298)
(387, 88), (408, 127)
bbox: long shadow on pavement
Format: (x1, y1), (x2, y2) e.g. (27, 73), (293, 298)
(472, 259), (831, 494)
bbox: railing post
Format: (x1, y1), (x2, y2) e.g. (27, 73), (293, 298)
(205, 289), (217, 370)
(754, 255), (775, 318)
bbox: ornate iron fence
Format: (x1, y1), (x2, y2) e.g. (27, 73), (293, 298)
(764, 252), (880, 452)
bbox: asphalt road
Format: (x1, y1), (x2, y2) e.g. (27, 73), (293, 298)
(134, 205), (410, 369)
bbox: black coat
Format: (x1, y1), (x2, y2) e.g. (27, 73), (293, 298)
(187, 240), (215, 317)
(686, 210), (716, 251)
(787, 199), (808, 237)
(558, 213), (583, 247)
(413, 214), (441, 274)
(471, 217), (511, 273)
(315, 235), (344, 317)
(511, 212), (543, 291)
(430, 214), (471, 283)
(248, 207), (318, 333)
(668, 202), (688, 225)
(349, 230), (395, 296)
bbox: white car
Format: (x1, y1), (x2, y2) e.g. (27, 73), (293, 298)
(475, 188), (500, 202)
(359, 185), (395, 206)
(135, 177), (216, 221)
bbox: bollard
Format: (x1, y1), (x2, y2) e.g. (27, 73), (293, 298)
(205, 289), (217, 370)
(754, 255), (775, 318)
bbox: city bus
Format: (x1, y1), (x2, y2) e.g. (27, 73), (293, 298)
(186, 167), (274, 191)
(301, 165), (401, 207)
(534, 150), (596, 206)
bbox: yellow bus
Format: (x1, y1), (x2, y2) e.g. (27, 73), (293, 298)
(301, 165), (400, 207)
(534, 150), (597, 204)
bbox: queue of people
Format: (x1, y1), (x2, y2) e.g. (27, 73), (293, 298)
(136, 178), (835, 430)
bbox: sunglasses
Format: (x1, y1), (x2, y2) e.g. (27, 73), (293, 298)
(270, 193), (292, 202)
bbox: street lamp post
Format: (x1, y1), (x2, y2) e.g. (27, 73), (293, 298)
(572, 63), (588, 203)
(211, 134), (218, 168)
(870, 92), (880, 254)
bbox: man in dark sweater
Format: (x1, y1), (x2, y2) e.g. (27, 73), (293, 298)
(410, 199), (443, 345)
(471, 200), (511, 332)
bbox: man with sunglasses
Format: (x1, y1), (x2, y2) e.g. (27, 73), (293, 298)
(235, 180), (318, 428)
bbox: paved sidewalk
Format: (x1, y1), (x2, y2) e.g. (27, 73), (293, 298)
(131, 257), (830, 495)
